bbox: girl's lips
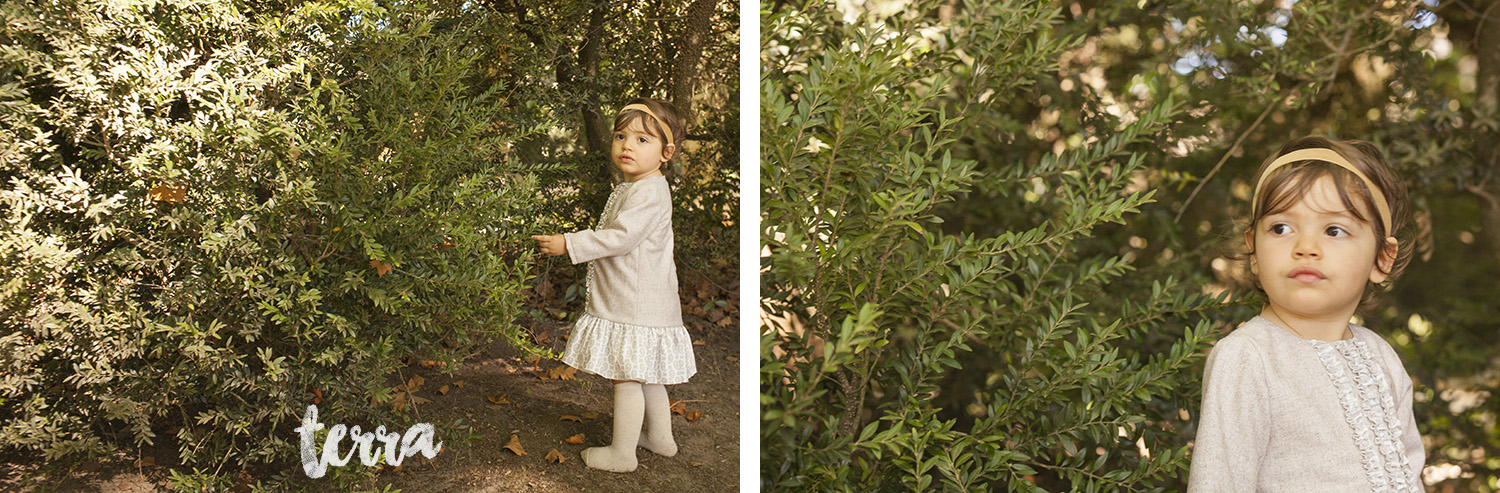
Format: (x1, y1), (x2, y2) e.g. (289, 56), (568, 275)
(1288, 266), (1325, 283)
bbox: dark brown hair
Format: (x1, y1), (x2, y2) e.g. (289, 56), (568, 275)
(1242, 136), (1411, 314)
(613, 98), (687, 159)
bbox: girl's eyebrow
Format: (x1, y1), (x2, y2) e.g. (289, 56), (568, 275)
(1267, 208), (1362, 223)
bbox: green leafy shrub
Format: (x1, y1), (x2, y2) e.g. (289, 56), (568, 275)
(0, 0), (544, 474)
(760, 1), (1233, 490)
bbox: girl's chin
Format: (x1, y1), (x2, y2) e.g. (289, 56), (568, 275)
(1266, 296), (1359, 318)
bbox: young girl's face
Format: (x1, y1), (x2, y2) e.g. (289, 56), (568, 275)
(612, 117), (672, 182)
(1248, 175), (1391, 321)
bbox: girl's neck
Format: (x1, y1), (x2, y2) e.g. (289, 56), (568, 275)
(624, 170), (663, 183)
(1261, 305), (1353, 341)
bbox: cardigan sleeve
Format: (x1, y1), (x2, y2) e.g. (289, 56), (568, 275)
(563, 184), (667, 265)
(1187, 335), (1271, 493)
(1378, 340), (1426, 482)
(1398, 370), (1425, 483)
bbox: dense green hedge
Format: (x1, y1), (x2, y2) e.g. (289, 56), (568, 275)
(0, 0), (545, 475)
(760, 1), (1231, 489)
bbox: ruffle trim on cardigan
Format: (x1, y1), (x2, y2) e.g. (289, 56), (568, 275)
(560, 312), (696, 385)
(1311, 339), (1420, 493)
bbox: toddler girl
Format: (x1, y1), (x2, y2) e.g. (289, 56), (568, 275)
(531, 98), (696, 473)
(1188, 136), (1423, 491)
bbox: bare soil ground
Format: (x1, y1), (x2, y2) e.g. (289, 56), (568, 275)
(370, 310), (740, 493)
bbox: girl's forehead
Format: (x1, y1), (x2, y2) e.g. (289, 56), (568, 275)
(1265, 174), (1371, 220)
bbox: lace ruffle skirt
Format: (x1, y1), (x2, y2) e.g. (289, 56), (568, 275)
(561, 312), (697, 385)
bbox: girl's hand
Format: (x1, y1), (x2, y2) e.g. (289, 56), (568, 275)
(531, 234), (567, 256)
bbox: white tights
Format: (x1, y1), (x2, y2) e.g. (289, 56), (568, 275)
(581, 381), (677, 472)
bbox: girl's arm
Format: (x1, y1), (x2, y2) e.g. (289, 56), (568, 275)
(1398, 372), (1424, 483)
(1387, 348), (1425, 481)
(1187, 336), (1270, 493)
(564, 184), (668, 264)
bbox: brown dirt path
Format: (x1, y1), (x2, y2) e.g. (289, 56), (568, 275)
(369, 308), (740, 493)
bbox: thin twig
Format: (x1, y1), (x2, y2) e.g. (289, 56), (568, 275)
(1446, 0), (1500, 23)
(1173, 89), (1293, 224)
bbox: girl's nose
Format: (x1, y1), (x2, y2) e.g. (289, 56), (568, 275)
(1293, 235), (1320, 258)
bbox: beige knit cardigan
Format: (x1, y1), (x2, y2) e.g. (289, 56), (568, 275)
(1188, 317), (1424, 492)
(563, 176), (684, 328)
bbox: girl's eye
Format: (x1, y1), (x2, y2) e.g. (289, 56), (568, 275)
(614, 133), (625, 140)
(1325, 226), (1348, 237)
(638, 137), (649, 143)
(1269, 223), (1291, 235)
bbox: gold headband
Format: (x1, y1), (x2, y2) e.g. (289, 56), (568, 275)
(1251, 148), (1392, 236)
(620, 104), (674, 148)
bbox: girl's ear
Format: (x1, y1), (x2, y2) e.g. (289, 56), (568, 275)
(1370, 236), (1399, 284)
(660, 143), (676, 163)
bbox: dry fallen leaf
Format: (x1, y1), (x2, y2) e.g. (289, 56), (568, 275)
(452, 380), (465, 388)
(670, 400), (686, 415)
(559, 415), (582, 422)
(392, 392), (408, 412)
(535, 330), (552, 345)
(371, 259), (393, 276)
(407, 375), (425, 392)
(487, 394), (511, 405)
(135, 456), (156, 467)
(716, 317), (733, 327)
(435, 385), (449, 396)
(419, 360), (438, 369)
(579, 411), (599, 420)
(692, 339), (706, 346)
(565, 434), (585, 444)
(547, 365), (577, 381)
(545, 448), (565, 464)
(410, 395), (430, 406)
(524, 354), (542, 366)
(504, 434), (526, 456)
(686, 409), (704, 422)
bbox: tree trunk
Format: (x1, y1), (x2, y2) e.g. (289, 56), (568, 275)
(1469, 0), (1500, 262)
(578, 0), (614, 182)
(670, 0), (718, 128)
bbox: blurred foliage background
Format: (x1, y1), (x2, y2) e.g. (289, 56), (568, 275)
(1, 0), (736, 488)
(761, 0), (1497, 490)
